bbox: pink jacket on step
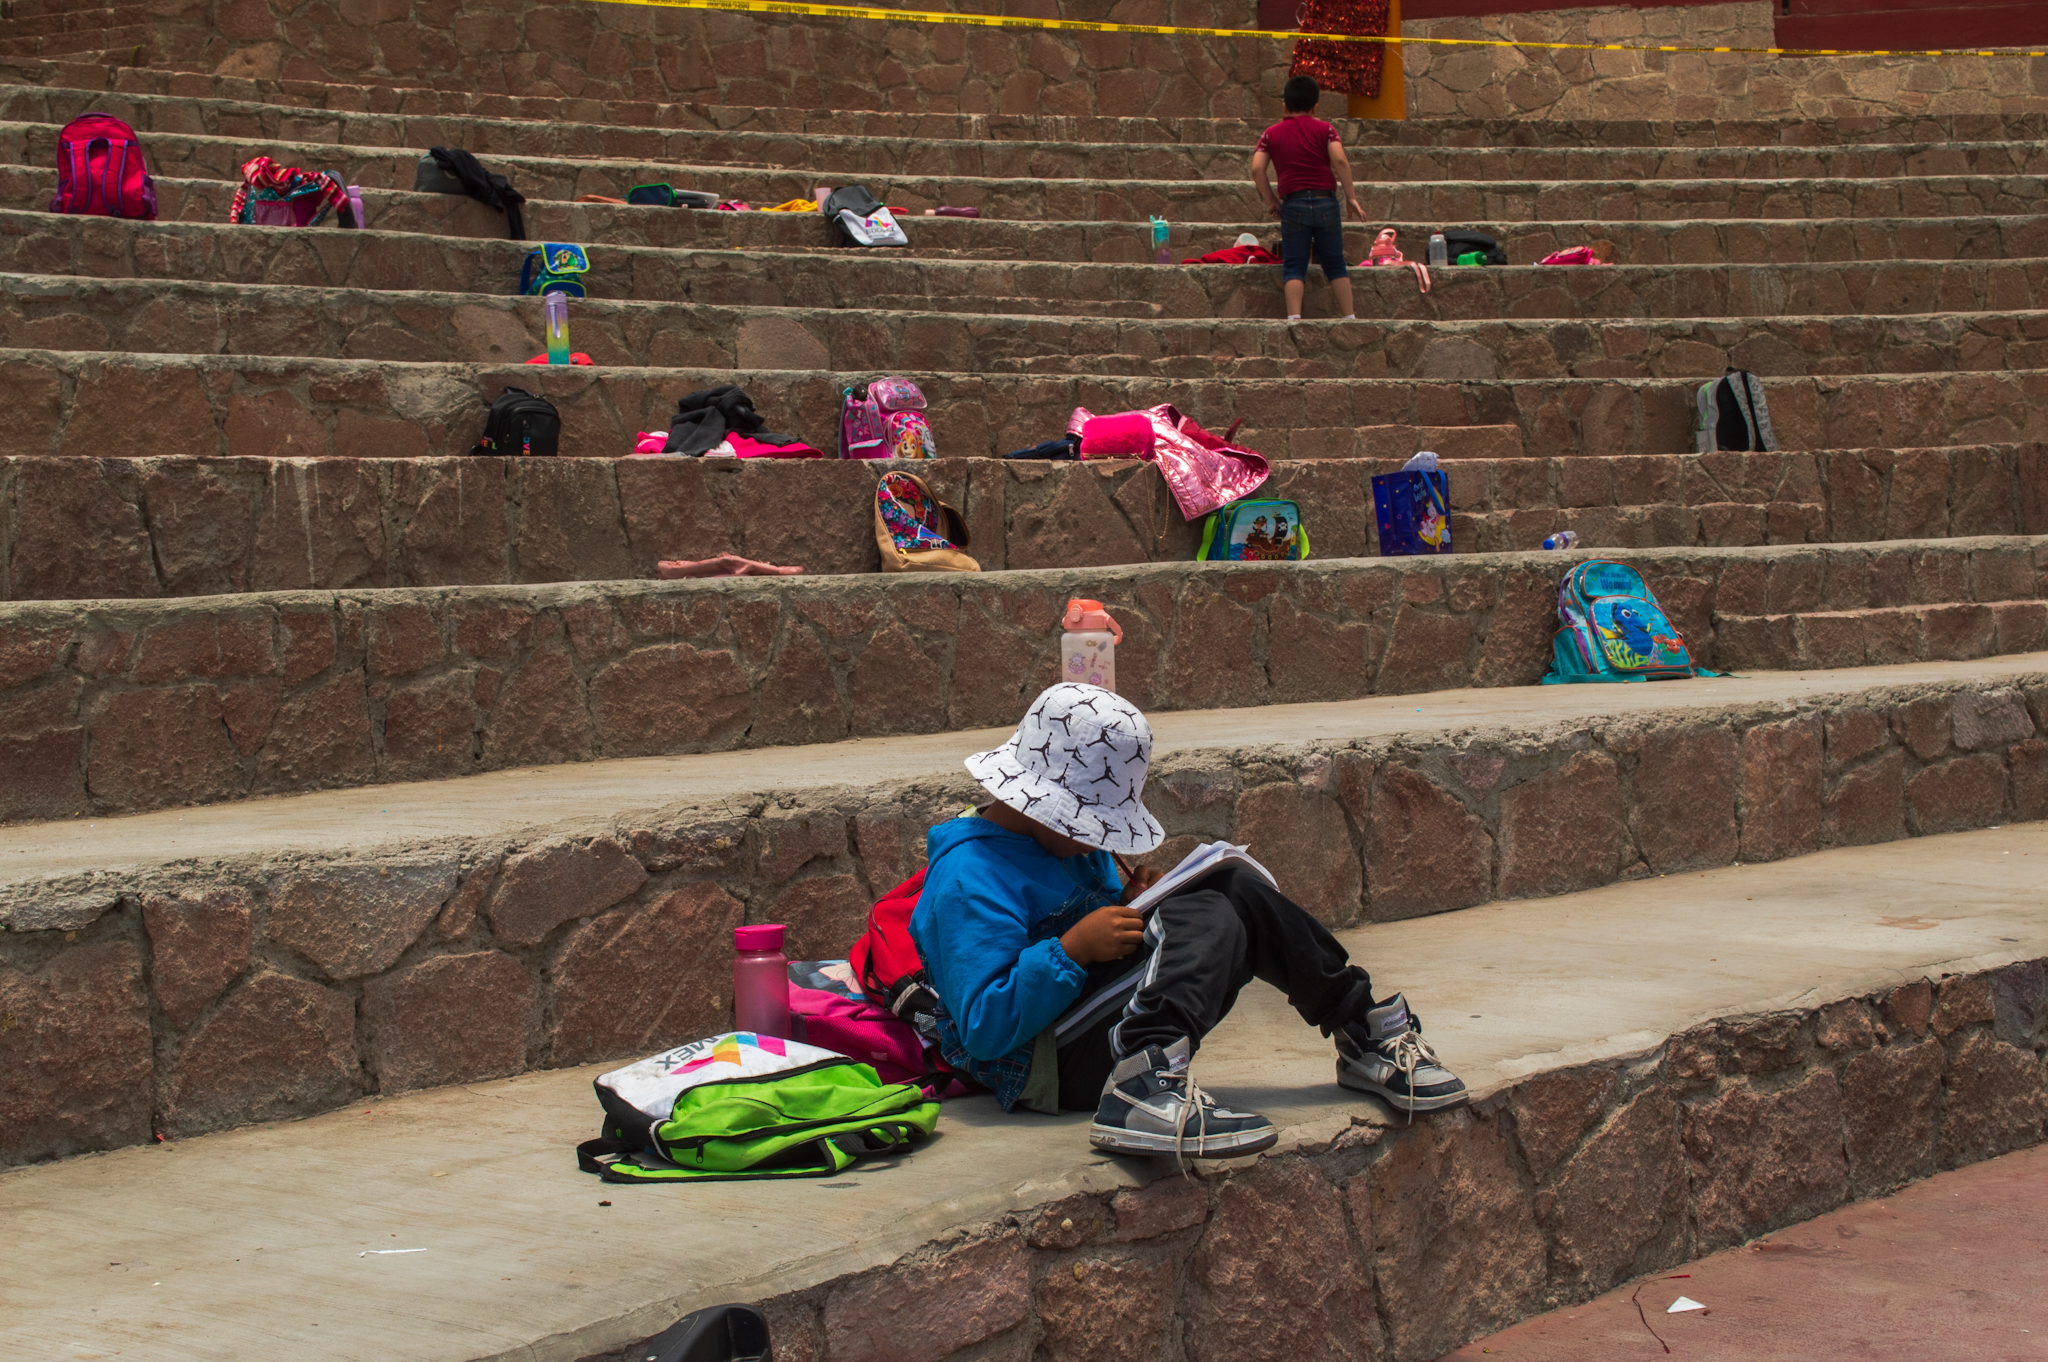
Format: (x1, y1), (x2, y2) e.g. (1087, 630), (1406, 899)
(1069, 405), (1270, 520)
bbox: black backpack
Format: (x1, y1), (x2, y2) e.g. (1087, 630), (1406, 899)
(1442, 229), (1508, 265)
(471, 387), (560, 457)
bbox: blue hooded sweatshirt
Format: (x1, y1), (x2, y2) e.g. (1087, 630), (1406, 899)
(910, 812), (1122, 1109)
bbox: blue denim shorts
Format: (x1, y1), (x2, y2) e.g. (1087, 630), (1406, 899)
(1279, 194), (1348, 283)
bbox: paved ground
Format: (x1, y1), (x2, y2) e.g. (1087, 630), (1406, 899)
(4, 654), (2041, 887)
(1444, 1141), (2048, 1362)
(3, 822), (2043, 1362)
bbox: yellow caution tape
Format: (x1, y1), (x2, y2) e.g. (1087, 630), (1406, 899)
(591, 0), (2048, 59)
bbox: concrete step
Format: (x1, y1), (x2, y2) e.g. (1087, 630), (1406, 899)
(3, 69), (2041, 148)
(6, 444), (2036, 601)
(11, 216), (2048, 328)
(13, 167), (2047, 266)
(3, 349), (2042, 462)
(84, 182), (2048, 272)
(10, 83), (2048, 183)
(0, 743), (2042, 1358)
(0, 537), (2039, 818)
(13, 274), (2044, 381)
(6, 85), (2043, 183)
(5, 120), (2043, 221)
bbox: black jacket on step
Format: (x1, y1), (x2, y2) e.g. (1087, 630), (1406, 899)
(427, 146), (526, 240)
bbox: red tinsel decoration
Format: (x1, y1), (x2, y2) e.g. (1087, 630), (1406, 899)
(1289, 0), (1390, 99)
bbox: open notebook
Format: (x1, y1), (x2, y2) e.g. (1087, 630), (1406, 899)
(1125, 840), (1276, 916)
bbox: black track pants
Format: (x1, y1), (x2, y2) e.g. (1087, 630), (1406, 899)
(1052, 864), (1375, 1111)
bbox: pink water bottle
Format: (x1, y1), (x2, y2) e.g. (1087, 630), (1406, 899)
(733, 923), (790, 1038)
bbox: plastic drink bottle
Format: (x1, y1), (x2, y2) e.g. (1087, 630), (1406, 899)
(1427, 232), (1448, 267)
(1542, 530), (1580, 550)
(543, 290), (569, 365)
(345, 185), (365, 229)
(732, 924), (791, 1038)
(1150, 216), (1170, 264)
(1061, 598), (1123, 692)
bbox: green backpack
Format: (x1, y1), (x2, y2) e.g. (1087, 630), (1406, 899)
(577, 1032), (941, 1184)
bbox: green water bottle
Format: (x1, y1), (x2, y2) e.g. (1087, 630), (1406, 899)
(543, 289), (569, 365)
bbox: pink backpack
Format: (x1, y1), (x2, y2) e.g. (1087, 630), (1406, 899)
(51, 113), (158, 220)
(787, 985), (971, 1097)
(839, 377), (935, 459)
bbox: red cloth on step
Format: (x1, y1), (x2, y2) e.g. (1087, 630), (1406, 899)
(1181, 244), (1282, 264)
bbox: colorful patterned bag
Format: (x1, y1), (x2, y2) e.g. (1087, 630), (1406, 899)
(873, 470), (978, 573)
(230, 156), (347, 227)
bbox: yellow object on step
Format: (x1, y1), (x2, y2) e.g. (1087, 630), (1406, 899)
(760, 198), (823, 212)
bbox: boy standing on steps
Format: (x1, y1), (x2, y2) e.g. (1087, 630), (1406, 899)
(1251, 74), (1366, 323)
(909, 682), (1466, 1159)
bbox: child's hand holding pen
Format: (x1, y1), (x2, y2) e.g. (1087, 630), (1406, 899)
(1111, 852), (1161, 906)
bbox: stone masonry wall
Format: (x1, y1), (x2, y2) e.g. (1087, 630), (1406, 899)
(1404, 1), (2048, 122)
(8, 0), (2043, 121)
(707, 958), (2048, 1362)
(4, 0), (1306, 116)
(1, 538), (2044, 818)
(3, 674), (2045, 1165)
(3, 445), (2041, 600)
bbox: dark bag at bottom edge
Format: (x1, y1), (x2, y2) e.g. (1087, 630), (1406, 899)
(471, 386), (560, 457)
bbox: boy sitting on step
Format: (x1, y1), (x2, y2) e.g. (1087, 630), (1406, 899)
(909, 682), (1466, 1158)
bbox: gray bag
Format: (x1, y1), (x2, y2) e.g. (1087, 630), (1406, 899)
(413, 153), (464, 195)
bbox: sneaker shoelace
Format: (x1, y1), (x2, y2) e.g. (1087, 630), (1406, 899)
(1171, 1068), (1210, 1177)
(1385, 1029), (1441, 1125)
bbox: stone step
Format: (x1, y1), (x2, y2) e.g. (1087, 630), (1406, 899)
(14, 274), (2043, 381)
(10, 83), (2048, 184)
(8, 824), (2048, 1362)
(15, 167), (2048, 267)
(6, 84), (2042, 184)
(0, 659), (2040, 1190)
(3, 69), (2040, 148)
(3, 350), (2041, 462)
(11, 215), (2047, 327)
(4, 120), (2040, 221)
(3, 856), (2040, 1362)
(0, 535), (2039, 819)
(4, 445), (2037, 601)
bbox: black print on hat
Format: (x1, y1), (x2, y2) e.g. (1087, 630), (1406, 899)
(961, 682), (1165, 854)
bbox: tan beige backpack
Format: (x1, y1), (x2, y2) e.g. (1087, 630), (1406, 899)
(874, 470), (979, 573)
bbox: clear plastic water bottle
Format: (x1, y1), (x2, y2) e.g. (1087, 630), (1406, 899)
(1542, 530), (1580, 551)
(732, 923), (790, 1038)
(1151, 215), (1170, 265)
(543, 289), (569, 365)
(1427, 232), (1448, 267)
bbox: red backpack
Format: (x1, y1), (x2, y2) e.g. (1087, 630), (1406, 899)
(51, 113), (158, 220)
(848, 870), (939, 1020)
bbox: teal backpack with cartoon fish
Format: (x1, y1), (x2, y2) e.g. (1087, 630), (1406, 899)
(1196, 498), (1309, 562)
(1543, 560), (1713, 683)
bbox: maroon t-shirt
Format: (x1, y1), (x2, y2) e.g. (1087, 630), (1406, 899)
(1256, 115), (1339, 198)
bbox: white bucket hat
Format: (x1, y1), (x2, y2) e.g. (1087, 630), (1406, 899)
(965, 683), (1165, 854)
